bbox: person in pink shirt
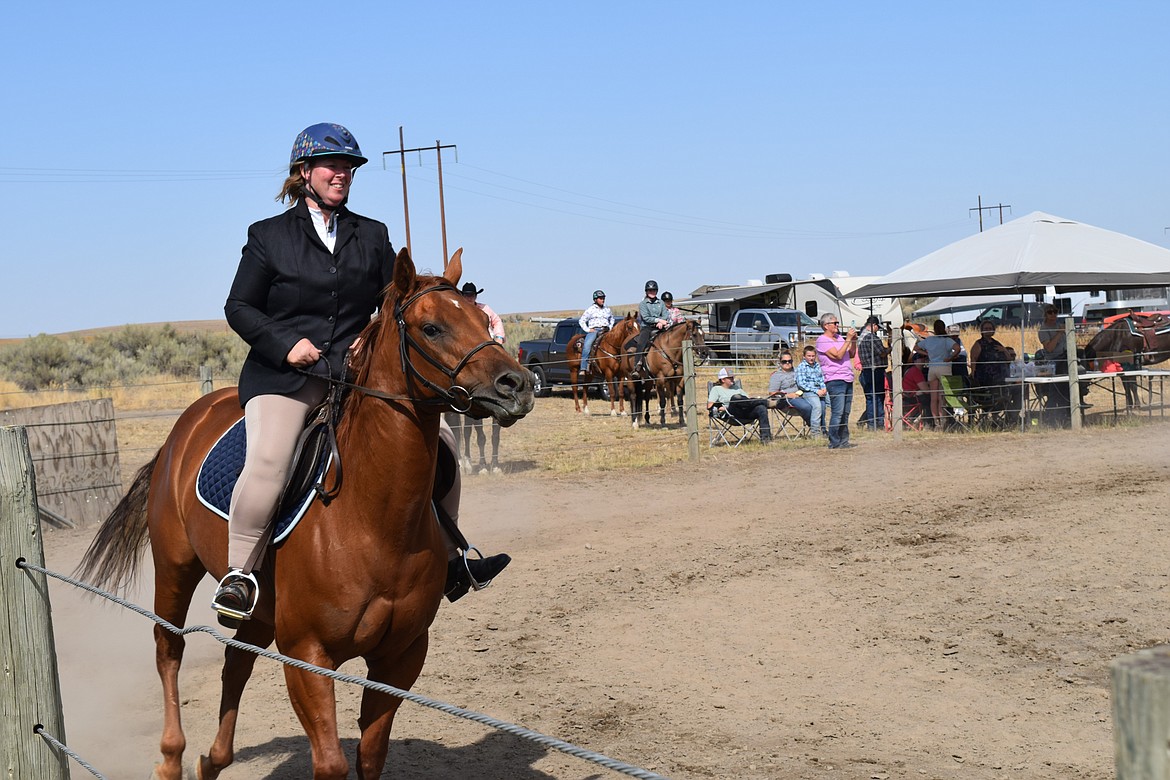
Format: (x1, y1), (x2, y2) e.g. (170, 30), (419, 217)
(815, 313), (858, 449)
(460, 282), (505, 343)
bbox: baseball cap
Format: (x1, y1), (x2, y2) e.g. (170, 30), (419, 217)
(717, 368), (734, 380)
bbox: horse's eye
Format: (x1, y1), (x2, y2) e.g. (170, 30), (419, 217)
(422, 323), (441, 338)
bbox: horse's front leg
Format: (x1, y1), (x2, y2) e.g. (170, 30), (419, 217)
(355, 633), (431, 779)
(283, 646), (348, 780)
(198, 619), (276, 780)
(569, 369), (584, 414)
(607, 371), (622, 416)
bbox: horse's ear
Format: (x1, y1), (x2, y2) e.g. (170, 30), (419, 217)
(444, 248), (464, 287)
(393, 247), (416, 294)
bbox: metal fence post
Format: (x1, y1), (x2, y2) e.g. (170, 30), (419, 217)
(0, 426), (70, 779)
(682, 340), (699, 461)
(200, 365), (214, 396)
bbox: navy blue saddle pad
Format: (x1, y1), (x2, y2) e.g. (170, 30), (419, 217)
(195, 417), (331, 544)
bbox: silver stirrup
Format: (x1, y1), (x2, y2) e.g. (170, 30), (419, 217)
(211, 569), (260, 622)
(458, 547), (493, 591)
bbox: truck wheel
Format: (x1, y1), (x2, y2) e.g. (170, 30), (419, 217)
(530, 364), (551, 397)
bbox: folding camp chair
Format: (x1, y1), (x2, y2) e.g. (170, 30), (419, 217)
(897, 392), (927, 431)
(770, 402), (809, 441)
(939, 374), (974, 432)
(708, 380), (762, 447)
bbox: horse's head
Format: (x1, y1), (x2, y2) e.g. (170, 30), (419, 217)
(618, 311), (639, 339)
(357, 248), (533, 425)
(686, 320), (710, 363)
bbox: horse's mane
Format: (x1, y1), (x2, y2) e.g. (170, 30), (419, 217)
(342, 273), (447, 420)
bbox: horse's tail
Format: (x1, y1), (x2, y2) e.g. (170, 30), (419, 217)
(74, 450), (158, 595)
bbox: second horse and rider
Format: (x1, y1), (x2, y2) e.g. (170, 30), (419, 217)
(574, 279), (687, 381)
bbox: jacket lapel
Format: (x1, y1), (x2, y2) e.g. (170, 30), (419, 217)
(294, 199), (331, 254)
(334, 209), (358, 255)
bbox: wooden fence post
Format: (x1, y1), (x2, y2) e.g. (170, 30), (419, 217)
(1112, 645), (1170, 779)
(1065, 319), (1082, 431)
(0, 426), (70, 779)
(892, 329), (904, 443)
(682, 340), (699, 461)
(200, 365), (214, 396)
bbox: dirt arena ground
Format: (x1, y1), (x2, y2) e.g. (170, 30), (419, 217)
(43, 417), (1170, 779)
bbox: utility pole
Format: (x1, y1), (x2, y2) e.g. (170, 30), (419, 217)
(383, 130), (457, 268)
(970, 195), (1012, 232)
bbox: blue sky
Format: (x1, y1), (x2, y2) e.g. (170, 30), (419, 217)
(4, 1), (1168, 336)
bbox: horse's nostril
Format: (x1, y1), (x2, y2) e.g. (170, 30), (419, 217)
(496, 370), (526, 394)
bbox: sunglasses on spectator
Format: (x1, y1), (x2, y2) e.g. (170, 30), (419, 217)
(780, 359), (793, 364)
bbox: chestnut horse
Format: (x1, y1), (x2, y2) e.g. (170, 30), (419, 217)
(76, 248), (533, 780)
(1085, 312), (1170, 367)
(566, 312), (640, 416)
(632, 319), (706, 428)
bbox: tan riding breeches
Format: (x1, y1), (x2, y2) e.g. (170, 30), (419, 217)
(228, 379), (327, 571)
(227, 380), (463, 571)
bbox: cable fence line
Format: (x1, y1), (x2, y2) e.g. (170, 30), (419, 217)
(17, 559), (672, 780)
(34, 726), (108, 780)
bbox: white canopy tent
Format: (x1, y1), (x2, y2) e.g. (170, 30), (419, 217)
(852, 211), (1170, 300)
(914, 294), (1024, 319)
(851, 211), (1170, 437)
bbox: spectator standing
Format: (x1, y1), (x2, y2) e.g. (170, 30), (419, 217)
(816, 313), (858, 449)
(795, 344), (829, 438)
(461, 282), (505, 343)
(914, 319), (961, 427)
(578, 290), (614, 373)
(856, 315), (890, 430)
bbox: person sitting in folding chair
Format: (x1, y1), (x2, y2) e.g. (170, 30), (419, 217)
(707, 367), (779, 444)
(901, 351), (930, 426)
(768, 350), (814, 428)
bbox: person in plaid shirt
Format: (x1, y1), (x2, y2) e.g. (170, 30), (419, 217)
(856, 315), (890, 430)
(794, 345), (828, 437)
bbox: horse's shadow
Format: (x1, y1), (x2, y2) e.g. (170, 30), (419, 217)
(235, 730), (604, 779)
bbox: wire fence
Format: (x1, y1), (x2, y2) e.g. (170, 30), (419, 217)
(15, 558), (671, 780)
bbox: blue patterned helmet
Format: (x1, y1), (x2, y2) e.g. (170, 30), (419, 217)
(290, 123), (368, 168)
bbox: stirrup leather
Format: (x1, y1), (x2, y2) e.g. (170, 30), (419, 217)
(211, 570), (260, 622)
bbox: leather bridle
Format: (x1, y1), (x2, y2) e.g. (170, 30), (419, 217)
(302, 281), (505, 414)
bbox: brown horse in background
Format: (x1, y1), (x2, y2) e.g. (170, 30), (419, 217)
(1085, 312), (1170, 367)
(632, 319), (706, 428)
(76, 248), (533, 780)
(566, 312), (640, 416)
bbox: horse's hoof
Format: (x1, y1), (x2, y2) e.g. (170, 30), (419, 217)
(583, 407), (591, 416)
(610, 410), (618, 417)
(197, 754), (222, 780)
(491, 465), (503, 475)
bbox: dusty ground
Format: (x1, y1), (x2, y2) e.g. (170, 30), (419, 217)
(43, 416), (1170, 779)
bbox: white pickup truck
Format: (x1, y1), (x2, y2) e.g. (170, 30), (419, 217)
(723, 308), (824, 357)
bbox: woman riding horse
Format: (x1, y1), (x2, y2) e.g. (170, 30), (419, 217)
(634, 318), (706, 427)
(215, 123), (508, 624)
(78, 249), (533, 780)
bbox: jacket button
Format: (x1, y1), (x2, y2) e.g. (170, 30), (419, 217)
(323, 341), (331, 348)
(331, 291), (338, 298)
(328, 315), (335, 323)
(329, 266), (337, 274)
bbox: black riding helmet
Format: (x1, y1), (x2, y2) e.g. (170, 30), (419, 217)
(662, 291), (674, 303)
(644, 280), (659, 292)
